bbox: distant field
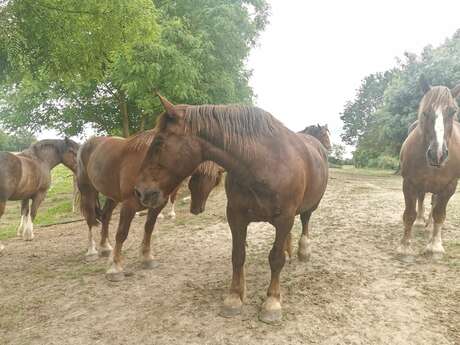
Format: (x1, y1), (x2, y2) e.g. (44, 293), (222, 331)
(0, 164), (78, 240)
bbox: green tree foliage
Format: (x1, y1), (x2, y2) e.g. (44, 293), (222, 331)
(0, 0), (269, 137)
(341, 30), (460, 167)
(0, 129), (36, 151)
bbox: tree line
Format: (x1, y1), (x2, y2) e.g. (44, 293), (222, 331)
(0, 0), (269, 137)
(340, 29), (460, 169)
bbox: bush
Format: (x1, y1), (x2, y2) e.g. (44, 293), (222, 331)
(368, 155), (399, 170)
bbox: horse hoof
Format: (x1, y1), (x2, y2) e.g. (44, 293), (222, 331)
(99, 249), (112, 258)
(157, 213), (164, 219)
(220, 294), (243, 318)
(259, 308), (282, 324)
(22, 234), (34, 241)
(105, 271), (125, 282)
(85, 254), (99, 262)
(0, 244), (5, 254)
(142, 260), (160, 270)
(298, 252), (310, 262)
(219, 305), (242, 318)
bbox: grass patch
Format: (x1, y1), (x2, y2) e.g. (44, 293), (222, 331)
(333, 165), (397, 177)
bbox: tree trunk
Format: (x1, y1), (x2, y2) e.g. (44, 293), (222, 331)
(140, 112), (146, 132)
(118, 90), (129, 138)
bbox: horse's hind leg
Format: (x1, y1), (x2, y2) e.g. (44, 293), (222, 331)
(140, 205), (164, 269)
(298, 207), (316, 262)
(260, 215), (295, 324)
(99, 199), (117, 257)
(167, 185), (180, 219)
(414, 191), (426, 226)
(106, 200), (136, 282)
(423, 180), (457, 259)
(0, 201), (5, 253)
(397, 179), (417, 256)
(221, 206), (249, 318)
(17, 199), (29, 237)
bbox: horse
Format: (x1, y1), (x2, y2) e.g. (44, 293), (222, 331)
(133, 96), (329, 323)
(399, 78), (460, 259)
(77, 130), (223, 281)
(299, 124), (332, 150)
(0, 138), (79, 253)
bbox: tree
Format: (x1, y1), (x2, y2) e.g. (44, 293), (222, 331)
(0, 0), (269, 137)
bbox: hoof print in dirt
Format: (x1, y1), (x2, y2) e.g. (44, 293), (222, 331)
(219, 305), (242, 318)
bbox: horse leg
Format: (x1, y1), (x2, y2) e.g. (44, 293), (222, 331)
(0, 201), (5, 253)
(397, 179), (417, 256)
(425, 194), (436, 228)
(414, 191), (426, 226)
(140, 206), (164, 269)
(423, 180), (457, 259)
(99, 199), (117, 257)
(24, 191), (46, 241)
(260, 215), (294, 323)
(168, 188), (178, 219)
(298, 209), (314, 262)
(283, 232), (292, 262)
(106, 201), (136, 282)
(17, 199), (29, 237)
(221, 206), (249, 317)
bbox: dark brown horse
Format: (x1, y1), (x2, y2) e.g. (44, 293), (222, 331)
(77, 131), (223, 281)
(134, 96), (329, 323)
(0, 138), (79, 253)
(399, 78), (460, 259)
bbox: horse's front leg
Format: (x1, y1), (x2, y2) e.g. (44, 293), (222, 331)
(220, 205), (249, 318)
(423, 180), (457, 259)
(414, 191), (426, 226)
(140, 204), (165, 269)
(260, 215), (294, 324)
(99, 199), (118, 257)
(24, 191), (47, 241)
(17, 199), (29, 238)
(106, 201), (136, 282)
(397, 179), (417, 256)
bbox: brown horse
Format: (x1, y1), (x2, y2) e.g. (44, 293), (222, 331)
(0, 138), (79, 253)
(399, 78), (460, 259)
(77, 131), (223, 281)
(134, 96), (329, 323)
(299, 124), (332, 150)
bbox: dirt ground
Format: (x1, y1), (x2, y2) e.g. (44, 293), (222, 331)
(1, 168), (459, 345)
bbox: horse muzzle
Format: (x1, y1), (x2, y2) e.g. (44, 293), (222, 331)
(426, 143), (448, 168)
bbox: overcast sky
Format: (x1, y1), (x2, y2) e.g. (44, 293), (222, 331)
(247, 0), (460, 146)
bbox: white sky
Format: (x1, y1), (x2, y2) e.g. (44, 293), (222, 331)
(247, 0), (460, 147)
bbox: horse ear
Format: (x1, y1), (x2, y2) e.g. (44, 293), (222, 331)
(157, 93), (180, 118)
(419, 75), (431, 94)
(451, 84), (460, 100)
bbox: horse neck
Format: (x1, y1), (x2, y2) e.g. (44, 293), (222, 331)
(199, 138), (257, 183)
(33, 148), (62, 170)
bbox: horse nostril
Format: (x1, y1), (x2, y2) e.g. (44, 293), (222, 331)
(134, 188), (142, 199)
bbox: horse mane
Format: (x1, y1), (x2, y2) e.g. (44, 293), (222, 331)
(22, 139), (69, 157)
(419, 86), (458, 119)
(195, 161), (222, 177)
(184, 104), (286, 157)
(125, 129), (156, 152)
(299, 125), (322, 138)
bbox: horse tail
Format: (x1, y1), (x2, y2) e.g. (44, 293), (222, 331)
(77, 139), (102, 227)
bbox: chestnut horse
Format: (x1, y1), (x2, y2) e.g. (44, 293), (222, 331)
(134, 96), (329, 323)
(0, 138), (79, 253)
(399, 78), (460, 259)
(77, 130), (223, 281)
(299, 124), (332, 151)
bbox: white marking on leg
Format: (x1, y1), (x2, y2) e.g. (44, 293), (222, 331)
(22, 214), (34, 241)
(86, 228), (97, 256)
(17, 215), (25, 237)
(168, 202), (176, 219)
(298, 234), (312, 261)
(0, 242), (4, 253)
(434, 107), (445, 161)
(425, 222), (445, 254)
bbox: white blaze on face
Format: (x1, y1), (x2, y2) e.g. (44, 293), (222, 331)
(434, 107), (445, 160)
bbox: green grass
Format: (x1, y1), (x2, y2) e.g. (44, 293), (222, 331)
(0, 164), (78, 240)
(333, 165), (397, 177)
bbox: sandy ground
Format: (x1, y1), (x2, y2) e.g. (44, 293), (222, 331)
(0, 169), (459, 345)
